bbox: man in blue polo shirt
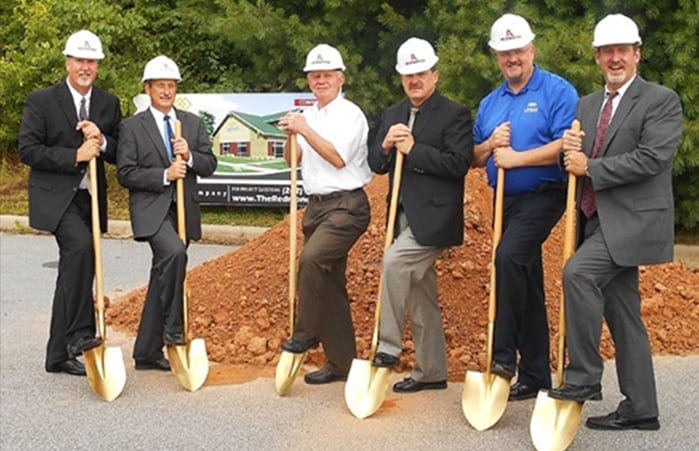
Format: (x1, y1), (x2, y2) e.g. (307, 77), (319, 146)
(472, 13), (578, 401)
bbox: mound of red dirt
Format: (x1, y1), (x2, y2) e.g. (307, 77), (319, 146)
(106, 170), (699, 381)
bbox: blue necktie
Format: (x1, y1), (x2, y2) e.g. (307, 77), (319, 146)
(163, 115), (175, 160)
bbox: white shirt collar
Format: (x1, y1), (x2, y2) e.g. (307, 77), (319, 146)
(149, 106), (176, 122)
(65, 79), (92, 116)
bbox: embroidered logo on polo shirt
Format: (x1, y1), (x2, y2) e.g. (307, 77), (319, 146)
(524, 101), (538, 113)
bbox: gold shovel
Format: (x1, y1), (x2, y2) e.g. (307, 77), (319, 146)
(275, 134), (306, 396)
(83, 157), (127, 402)
(166, 120), (209, 392)
(530, 120), (583, 451)
(344, 150), (403, 419)
(344, 108), (418, 419)
(462, 167), (511, 430)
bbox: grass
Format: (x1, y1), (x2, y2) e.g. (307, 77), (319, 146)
(0, 156), (286, 228)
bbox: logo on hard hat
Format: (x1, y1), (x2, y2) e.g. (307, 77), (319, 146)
(312, 53), (330, 66)
(501, 29), (521, 42)
(79, 40), (95, 52)
(406, 53), (425, 66)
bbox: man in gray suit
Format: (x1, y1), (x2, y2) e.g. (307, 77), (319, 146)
(551, 14), (683, 432)
(117, 56), (217, 371)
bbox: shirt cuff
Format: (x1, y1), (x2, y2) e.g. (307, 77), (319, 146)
(163, 170), (170, 186)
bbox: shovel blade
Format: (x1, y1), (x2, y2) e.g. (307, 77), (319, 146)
(344, 358), (392, 419)
(530, 390), (582, 451)
(275, 350), (306, 396)
(167, 338), (209, 392)
(462, 370), (510, 431)
(84, 345), (126, 402)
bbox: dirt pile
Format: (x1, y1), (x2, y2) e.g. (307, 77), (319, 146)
(107, 170), (699, 381)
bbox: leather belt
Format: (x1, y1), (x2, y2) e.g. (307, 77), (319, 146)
(307, 187), (362, 203)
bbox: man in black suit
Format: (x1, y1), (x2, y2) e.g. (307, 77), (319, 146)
(117, 56), (217, 371)
(18, 30), (122, 376)
(368, 37), (473, 393)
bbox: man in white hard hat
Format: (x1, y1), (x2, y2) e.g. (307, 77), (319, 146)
(19, 30), (122, 376)
(368, 37), (472, 393)
(552, 14), (683, 432)
(277, 44), (372, 384)
(117, 55), (217, 371)
(472, 13), (578, 401)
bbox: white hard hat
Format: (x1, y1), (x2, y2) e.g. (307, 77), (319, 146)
(303, 44), (346, 72)
(142, 55), (182, 82)
(62, 30), (105, 60)
(488, 14), (536, 52)
(395, 37), (439, 75)
(592, 14), (642, 48)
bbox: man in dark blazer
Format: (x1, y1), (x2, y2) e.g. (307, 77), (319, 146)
(552, 14), (683, 432)
(117, 55), (217, 371)
(19, 30), (122, 376)
(369, 38), (472, 393)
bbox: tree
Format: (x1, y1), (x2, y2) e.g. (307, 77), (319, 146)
(1, 0), (696, 230)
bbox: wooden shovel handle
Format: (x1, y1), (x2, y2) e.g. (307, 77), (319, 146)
(89, 157), (106, 339)
(174, 120), (186, 243)
(288, 134), (298, 335)
(369, 151), (405, 354)
(485, 167), (505, 374)
(556, 119), (581, 384)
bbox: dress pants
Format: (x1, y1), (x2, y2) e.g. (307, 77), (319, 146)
(46, 190), (97, 369)
(493, 181), (565, 387)
(377, 212), (447, 382)
(133, 205), (187, 362)
(295, 189), (370, 374)
(562, 215), (658, 418)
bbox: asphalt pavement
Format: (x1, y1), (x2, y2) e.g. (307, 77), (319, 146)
(1, 231), (697, 450)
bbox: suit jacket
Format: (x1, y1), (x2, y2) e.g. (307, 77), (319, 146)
(578, 76), (683, 266)
(117, 108), (217, 240)
(18, 82), (121, 232)
(368, 91), (473, 247)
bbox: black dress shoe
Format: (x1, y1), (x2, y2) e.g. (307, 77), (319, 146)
(549, 383), (602, 402)
(66, 336), (102, 359)
(163, 331), (186, 346)
(47, 358), (86, 376)
(304, 366), (346, 385)
(393, 377), (447, 393)
(586, 411), (659, 431)
(372, 352), (399, 368)
(509, 382), (545, 401)
(135, 357), (171, 371)
(490, 361), (515, 379)
(281, 337), (319, 354)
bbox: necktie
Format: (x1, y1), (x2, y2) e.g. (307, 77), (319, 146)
(580, 91), (618, 218)
(397, 107), (419, 213)
(408, 107), (419, 130)
(79, 97), (88, 121)
(163, 115), (175, 160)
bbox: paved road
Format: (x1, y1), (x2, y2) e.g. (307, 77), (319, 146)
(1, 232), (697, 450)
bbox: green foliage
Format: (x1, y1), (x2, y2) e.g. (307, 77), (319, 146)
(1, 0), (697, 231)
